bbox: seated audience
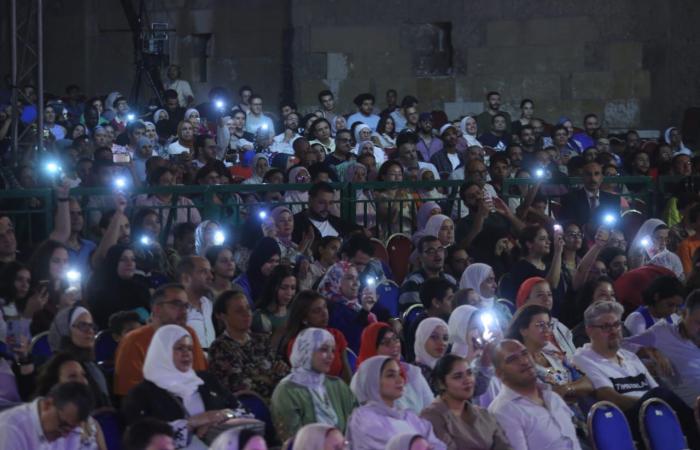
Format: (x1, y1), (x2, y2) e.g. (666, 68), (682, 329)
(291, 423), (345, 450)
(623, 274), (683, 335)
(114, 284), (207, 396)
(234, 237), (281, 306)
(346, 355), (446, 450)
(209, 290), (289, 400)
(123, 325), (255, 449)
(488, 339), (582, 450)
(354, 322), (434, 413)
(47, 306), (111, 407)
(412, 318), (449, 393)
(122, 418), (175, 450)
(282, 290), (351, 381)
(34, 353), (107, 450)
(399, 236), (457, 310)
(271, 327), (356, 442)
(420, 354), (512, 450)
(0, 382), (94, 450)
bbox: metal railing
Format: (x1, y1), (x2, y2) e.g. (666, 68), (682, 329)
(0, 176), (686, 245)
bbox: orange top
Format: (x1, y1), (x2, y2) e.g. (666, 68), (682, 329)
(677, 235), (700, 276)
(113, 324), (208, 396)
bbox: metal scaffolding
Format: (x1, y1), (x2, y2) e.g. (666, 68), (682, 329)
(8, 0), (44, 160)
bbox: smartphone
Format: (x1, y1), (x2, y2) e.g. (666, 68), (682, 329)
(113, 153), (131, 164)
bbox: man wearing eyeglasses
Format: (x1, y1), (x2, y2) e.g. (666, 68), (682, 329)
(573, 301), (700, 444)
(398, 236), (457, 311)
(0, 382), (92, 449)
(114, 283), (208, 396)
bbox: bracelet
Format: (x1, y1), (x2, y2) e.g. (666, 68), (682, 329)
(57, 198), (69, 202)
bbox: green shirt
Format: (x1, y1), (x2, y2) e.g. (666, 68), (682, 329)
(271, 376), (357, 442)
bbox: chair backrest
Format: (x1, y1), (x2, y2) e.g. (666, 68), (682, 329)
(402, 303), (425, 330)
(237, 391), (274, 440)
(370, 238), (389, 263)
(387, 233), (413, 285)
(345, 348), (358, 373)
(93, 410), (123, 450)
(30, 332), (51, 360)
(587, 400), (636, 450)
(639, 397), (688, 450)
(94, 330), (118, 364)
(376, 280), (400, 318)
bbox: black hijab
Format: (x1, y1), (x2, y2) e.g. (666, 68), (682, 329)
(245, 237), (281, 301)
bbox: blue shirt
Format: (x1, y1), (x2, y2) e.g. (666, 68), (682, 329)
(67, 239), (97, 274)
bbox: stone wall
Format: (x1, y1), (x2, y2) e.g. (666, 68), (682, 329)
(291, 0), (700, 130)
(3, 0), (699, 129)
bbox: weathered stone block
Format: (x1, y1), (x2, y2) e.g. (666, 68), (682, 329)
(416, 78), (456, 109)
(514, 73), (562, 101)
(309, 26), (400, 53)
(486, 20), (520, 47)
(572, 72), (614, 100)
(611, 71), (651, 98)
(609, 42), (643, 71)
(604, 99), (641, 128)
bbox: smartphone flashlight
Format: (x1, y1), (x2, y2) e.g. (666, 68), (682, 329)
(213, 230), (225, 245)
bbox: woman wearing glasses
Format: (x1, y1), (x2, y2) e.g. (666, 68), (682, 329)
(353, 322), (434, 414)
(506, 305), (593, 405)
(47, 305), (111, 408)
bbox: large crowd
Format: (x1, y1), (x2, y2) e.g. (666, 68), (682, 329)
(1, 63), (700, 450)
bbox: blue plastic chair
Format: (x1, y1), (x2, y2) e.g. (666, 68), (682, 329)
(376, 280), (400, 318)
(93, 410), (122, 450)
(402, 304), (424, 331)
(345, 348), (358, 373)
(587, 401), (636, 450)
(639, 397), (688, 450)
(94, 330), (118, 364)
(30, 332), (51, 360)
(237, 391), (274, 441)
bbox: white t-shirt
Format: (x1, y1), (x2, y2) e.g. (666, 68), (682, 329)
(573, 344), (658, 399)
(624, 310), (680, 336)
(624, 320), (700, 407)
(309, 218), (339, 237)
(166, 79), (194, 108)
(446, 152), (460, 170)
(186, 297), (215, 348)
(347, 112), (380, 130)
(167, 141), (190, 156)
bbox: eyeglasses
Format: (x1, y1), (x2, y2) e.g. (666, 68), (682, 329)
(533, 321), (554, 331)
(72, 321), (98, 333)
(429, 334), (449, 342)
(379, 335), (400, 347)
(590, 321), (622, 332)
(423, 246), (446, 256)
(157, 300), (189, 310)
(55, 407), (78, 435)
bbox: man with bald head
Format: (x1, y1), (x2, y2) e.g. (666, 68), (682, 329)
(488, 339), (581, 450)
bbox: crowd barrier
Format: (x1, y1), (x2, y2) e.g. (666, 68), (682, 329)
(0, 176), (687, 245)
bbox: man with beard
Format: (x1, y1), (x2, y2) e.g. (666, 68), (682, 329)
(476, 91), (511, 135)
(292, 182), (361, 243)
(430, 124), (463, 177)
(272, 111), (300, 154)
(572, 113), (600, 151)
(575, 301), (700, 446)
(398, 236), (457, 311)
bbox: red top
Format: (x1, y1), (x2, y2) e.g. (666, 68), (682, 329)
(287, 327), (348, 377)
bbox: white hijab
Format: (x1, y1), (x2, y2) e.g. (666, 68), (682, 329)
(292, 423), (336, 450)
(350, 354), (392, 404)
(448, 305), (477, 358)
(386, 433), (424, 450)
(629, 218), (666, 260)
(283, 327), (335, 391)
(459, 263), (495, 306)
(143, 325), (204, 399)
(459, 116), (482, 147)
(423, 214), (453, 246)
(414, 318), (448, 369)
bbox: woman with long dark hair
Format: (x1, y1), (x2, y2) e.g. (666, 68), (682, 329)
(234, 237), (281, 306)
(252, 265), (297, 343)
(86, 244), (151, 329)
(27, 240), (71, 334)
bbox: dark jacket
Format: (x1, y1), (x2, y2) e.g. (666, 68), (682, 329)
(292, 210), (362, 244)
(430, 150), (463, 179)
(558, 188), (620, 227)
(122, 371), (246, 424)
